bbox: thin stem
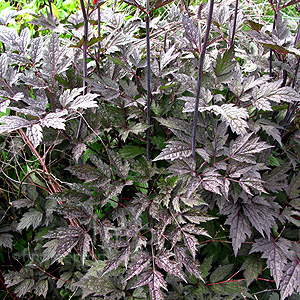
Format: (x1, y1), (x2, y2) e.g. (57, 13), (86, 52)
(80, 0), (88, 94)
(192, 0), (214, 159)
(18, 129), (61, 194)
(230, 0), (238, 47)
(77, 0), (89, 140)
(269, 0), (281, 78)
(96, 6), (101, 77)
(145, 0), (151, 160)
(48, 0), (53, 16)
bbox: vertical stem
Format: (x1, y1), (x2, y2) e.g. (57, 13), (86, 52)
(77, 0), (89, 140)
(48, 0), (53, 16)
(269, 0), (281, 78)
(80, 0), (88, 95)
(192, 0), (214, 159)
(96, 6), (101, 77)
(230, 0), (238, 47)
(145, 0), (151, 160)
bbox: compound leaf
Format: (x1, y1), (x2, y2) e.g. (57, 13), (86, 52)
(250, 237), (291, 287)
(280, 256), (300, 300)
(17, 209), (43, 230)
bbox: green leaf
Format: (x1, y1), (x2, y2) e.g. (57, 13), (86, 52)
(287, 173), (300, 199)
(210, 264), (233, 283)
(215, 46), (235, 78)
(241, 254), (263, 286)
(120, 145), (146, 159)
(199, 255), (214, 279)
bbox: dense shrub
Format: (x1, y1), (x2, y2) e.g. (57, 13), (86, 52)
(1, 0), (300, 299)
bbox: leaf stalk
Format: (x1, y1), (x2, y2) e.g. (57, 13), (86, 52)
(192, 0), (214, 159)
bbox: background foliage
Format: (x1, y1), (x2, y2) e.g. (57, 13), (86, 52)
(1, 0), (300, 299)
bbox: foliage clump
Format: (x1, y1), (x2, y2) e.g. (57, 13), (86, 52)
(1, 0), (300, 299)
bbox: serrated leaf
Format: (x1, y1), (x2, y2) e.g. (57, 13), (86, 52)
(0, 52), (7, 79)
(120, 123), (151, 142)
(54, 237), (79, 263)
(87, 154), (111, 178)
(131, 270), (167, 300)
(255, 119), (283, 146)
(202, 168), (223, 195)
(183, 232), (199, 260)
(20, 73), (46, 88)
(0, 26), (30, 53)
(0, 116), (32, 133)
(119, 145), (146, 159)
(182, 15), (200, 50)
(0, 25), (18, 49)
(26, 124), (43, 148)
(108, 149), (129, 179)
(75, 273), (114, 298)
(153, 141), (192, 161)
(5, 268), (33, 288)
(155, 251), (186, 282)
(280, 256), (300, 300)
(101, 247), (130, 277)
(174, 245), (203, 280)
(216, 104), (249, 135)
(250, 237), (291, 287)
(8, 52), (31, 65)
(42, 239), (59, 262)
(196, 104), (249, 135)
(14, 278), (35, 297)
(224, 203), (252, 256)
(242, 196), (278, 237)
(0, 99), (9, 113)
(252, 81), (300, 110)
(17, 209), (43, 230)
(72, 142), (87, 162)
(59, 88), (84, 108)
(160, 45), (178, 71)
(287, 173), (300, 199)
(78, 231), (92, 265)
(168, 157), (196, 176)
(199, 255), (214, 279)
(42, 33), (71, 78)
(40, 110), (67, 130)
(123, 252), (151, 282)
(241, 254), (263, 286)
(43, 226), (88, 264)
(210, 264), (233, 283)
(44, 226), (83, 239)
(183, 209), (215, 224)
(68, 93), (98, 110)
(0, 233), (13, 249)
(215, 46), (235, 78)
(34, 279), (48, 298)
(17, 27), (31, 53)
(239, 177), (267, 195)
(229, 133), (272, 163)
(28, 37), (43, 63)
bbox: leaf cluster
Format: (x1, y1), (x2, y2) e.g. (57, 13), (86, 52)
(1, 1), (300, 300)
